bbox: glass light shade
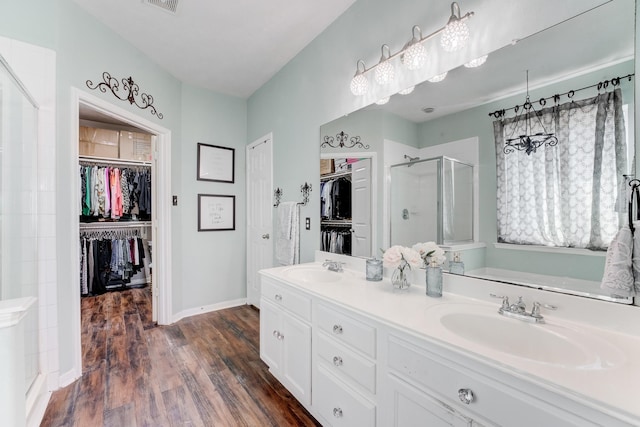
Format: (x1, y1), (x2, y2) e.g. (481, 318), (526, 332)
(440, 19), (469, 52)
(374, 60), (395, 85)
(401, 41), (427, 71)
(375, 97), (390, 105)
(398, 86), (415, 95)
(428, 72), (448, 83)
(464, 55), (488, 68)
(350, 73), (369, 96)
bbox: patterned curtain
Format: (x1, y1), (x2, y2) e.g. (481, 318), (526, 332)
(494, 88), (628, 250)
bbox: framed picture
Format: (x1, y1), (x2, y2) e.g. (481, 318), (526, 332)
(197, 143), (235, 183)
(198, 194), (236, 231)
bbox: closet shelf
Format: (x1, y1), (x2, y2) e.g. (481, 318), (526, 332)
(321, 220), (352, 226)
(79, 221), (152, 230)
(320, 169), (351, 181)
(79, 155), (152, 167)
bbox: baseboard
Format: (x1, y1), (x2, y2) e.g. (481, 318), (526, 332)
(26, 373), (51, 427)
(58, 367), (81, 388)
(172, 298), (247, 323)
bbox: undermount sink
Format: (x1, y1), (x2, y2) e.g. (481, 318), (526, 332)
(429, 303), (624, 369)
(281, 265), (344, 284)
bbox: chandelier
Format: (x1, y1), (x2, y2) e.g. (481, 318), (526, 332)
(503, 71), (558, 155)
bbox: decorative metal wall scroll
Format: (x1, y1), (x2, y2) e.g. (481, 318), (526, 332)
(272, 183), (312, 208)
(321, 131), (370, 149)
(86, 72), (164, 119)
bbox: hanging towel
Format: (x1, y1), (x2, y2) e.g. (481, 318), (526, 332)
(275, 201), (300, 266)
(601, 224), (638, 297)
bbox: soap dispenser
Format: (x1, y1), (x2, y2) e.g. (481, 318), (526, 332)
(449, 252), (465, 275)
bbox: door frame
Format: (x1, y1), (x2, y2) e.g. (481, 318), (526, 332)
(69, 88), (173, 380)
(246, 133), (273, 307)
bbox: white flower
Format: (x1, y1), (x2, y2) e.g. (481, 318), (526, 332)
(400, 247), (423, 269)
(412, 241), (446, 266)
(383, 245), (423, 269)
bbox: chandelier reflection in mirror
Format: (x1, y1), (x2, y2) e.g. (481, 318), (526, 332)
(350, 2), (476, 97)
(502, 71), (558, 155)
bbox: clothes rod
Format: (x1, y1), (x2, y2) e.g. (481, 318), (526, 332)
(79, 155), (152, 167)
(79, 221), (152, 230)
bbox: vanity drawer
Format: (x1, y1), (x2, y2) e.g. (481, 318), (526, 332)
(387, 335), (584, 427)
(316, 303), (376, 358)
(314, 365), (376, 427)
(261, 277), (311, 322)
(317, 330), (376, 394)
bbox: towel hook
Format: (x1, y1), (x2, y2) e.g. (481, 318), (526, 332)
(299, 182), (312, 206)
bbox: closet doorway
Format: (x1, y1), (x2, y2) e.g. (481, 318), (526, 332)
(70, 89), (172, 380)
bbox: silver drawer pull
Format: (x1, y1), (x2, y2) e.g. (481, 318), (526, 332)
(333, 324), (343, 334)
(333, 356), (343, 366)
(273, 330), (279, 337)
(278, 333), (284, 341)
(458, 388), (474, 404)
(275, 294), (282, 301)
(333, 407), (343, 418)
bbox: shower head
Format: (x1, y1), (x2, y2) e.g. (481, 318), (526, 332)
(404, 154), (420, 166)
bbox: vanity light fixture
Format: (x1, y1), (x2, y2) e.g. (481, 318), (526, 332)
(401, 26), (428, 71)
(349, 1), (474, 97)
(375, 44), (395, 85)
(376, 97), (390, 105)
(503, 71), (558, 155)
(350, 60), (369, 96)
(428, 72), (448, 83)
(464, 55), (488, 68)
(440, 2), (471, 52)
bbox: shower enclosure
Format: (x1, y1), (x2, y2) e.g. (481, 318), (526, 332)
(390, 156), (474, 247)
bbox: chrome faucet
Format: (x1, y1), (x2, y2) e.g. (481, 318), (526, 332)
(490, 294), (557, 323)
(323, 259), (345, 272)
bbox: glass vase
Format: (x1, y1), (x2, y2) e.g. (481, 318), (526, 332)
(426, 265), (443, 297)
(391, 260), (411, 290)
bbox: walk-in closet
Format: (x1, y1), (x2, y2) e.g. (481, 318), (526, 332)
(78, 107), (156, 329)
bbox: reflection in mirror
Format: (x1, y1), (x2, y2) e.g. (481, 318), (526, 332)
(319, 0), (635, 303)
(390, 156), (473, 246)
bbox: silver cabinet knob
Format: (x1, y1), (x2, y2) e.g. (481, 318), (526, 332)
(333, 356), (343, 366)
(275, 294), (282, 301)
(458, 388), (474, 404)
(273, 330), (278, 337)
(333, 407), (343, 418)
(262, 233), (270, 239)
(277, 333), (284, 341)
(333, 324), (343, 334)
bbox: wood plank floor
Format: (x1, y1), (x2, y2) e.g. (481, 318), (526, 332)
(41, 288), (320, 426)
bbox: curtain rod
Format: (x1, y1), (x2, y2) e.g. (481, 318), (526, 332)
(488, 73), (634, 119)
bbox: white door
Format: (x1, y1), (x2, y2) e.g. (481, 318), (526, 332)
(351, 158), (372, 257)
(247, 134), (273, 307)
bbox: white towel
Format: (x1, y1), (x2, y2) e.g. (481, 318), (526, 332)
(601, 225), (639, 297)
(275, 202), (300, 266)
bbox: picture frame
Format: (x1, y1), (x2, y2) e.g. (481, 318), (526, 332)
(198, 194), (236, 231)
(197, 142), (235, 183)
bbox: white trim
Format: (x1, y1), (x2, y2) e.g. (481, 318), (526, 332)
(440, 242), (486, 251)
(70, 88), (173, 383)
(172, 298), (247, 323)
(494, 242), (606, 257)
(58, 368), (79, 388)
(25, 373), (50, 427)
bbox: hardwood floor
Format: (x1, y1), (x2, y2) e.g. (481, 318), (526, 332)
(41, 288), (320, 426)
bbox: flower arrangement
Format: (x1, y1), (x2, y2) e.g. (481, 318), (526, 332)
(382, 245), (423, 269)
(412, 241), (446, 267)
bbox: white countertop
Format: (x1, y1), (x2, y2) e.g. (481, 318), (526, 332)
(260, 259), (640, 425)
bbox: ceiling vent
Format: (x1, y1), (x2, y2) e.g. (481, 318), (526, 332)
(143, 0), (179, 15)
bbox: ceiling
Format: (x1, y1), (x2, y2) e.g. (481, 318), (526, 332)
(72, 0), (357, 99)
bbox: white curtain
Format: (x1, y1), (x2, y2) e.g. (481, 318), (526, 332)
(494, 89), (628, 250)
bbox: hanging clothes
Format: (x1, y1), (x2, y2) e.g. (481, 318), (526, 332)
(320, 226), (352, 255)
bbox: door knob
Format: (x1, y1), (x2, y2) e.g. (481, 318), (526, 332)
(262, 233), (270, 239)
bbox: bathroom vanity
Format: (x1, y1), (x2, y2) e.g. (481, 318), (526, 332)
(259, 253), (640, 427)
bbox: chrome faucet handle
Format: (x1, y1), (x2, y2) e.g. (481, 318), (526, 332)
(514, 296), (526, 313)
(531, 301), (558, 316)
(489, 293), (510, 310)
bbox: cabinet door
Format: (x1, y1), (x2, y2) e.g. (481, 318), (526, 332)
(282, 311), (312, 406)
(259, 299), (282, 372)
(351, 158), (372, 257)
(386, 375), (473, 427)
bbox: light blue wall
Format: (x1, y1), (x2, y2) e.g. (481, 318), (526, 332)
(2, 0), (248, 374)
(417, 60), (635, 281)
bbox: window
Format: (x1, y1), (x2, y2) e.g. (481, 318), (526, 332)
(493, 89), (629, 250)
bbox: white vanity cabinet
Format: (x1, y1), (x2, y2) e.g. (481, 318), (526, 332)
(259, 276), (312, 406)
(312, 302), (377, 426)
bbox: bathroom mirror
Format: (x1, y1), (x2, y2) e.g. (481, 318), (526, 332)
(319, 0), (635, 301)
